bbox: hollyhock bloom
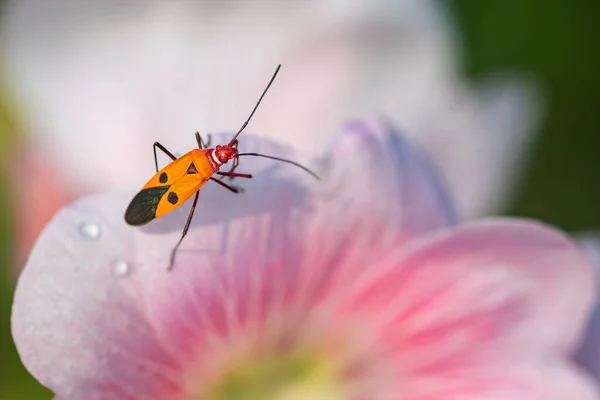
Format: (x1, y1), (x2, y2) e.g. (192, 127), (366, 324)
(0, 0), (541, 267)
(12, 120), (597, 399)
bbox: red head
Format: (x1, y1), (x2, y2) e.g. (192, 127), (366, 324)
(214, 144), (238, 164)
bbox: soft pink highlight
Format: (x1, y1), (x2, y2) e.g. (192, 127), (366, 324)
(8, 146), (76, 272)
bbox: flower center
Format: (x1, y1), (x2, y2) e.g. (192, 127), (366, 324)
(203, 351), (343, 400)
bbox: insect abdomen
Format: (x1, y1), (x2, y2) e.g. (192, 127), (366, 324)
(124, 186), (170, 226)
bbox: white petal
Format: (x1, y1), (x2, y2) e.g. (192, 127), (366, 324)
(0, 1), (455, 186)
(321, 118), (457, 234)
(2, 0), (541, 218)
(407, 75), (542, 219)
(12, 191), (154, 396)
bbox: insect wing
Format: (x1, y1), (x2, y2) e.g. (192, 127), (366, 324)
(125, 150), (215, 225)
(142, 151), (193, 189)
(124, 185), (170, 225)
(154, 176), (204, 219)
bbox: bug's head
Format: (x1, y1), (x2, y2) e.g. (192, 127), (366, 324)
(215, 145), (238, 164)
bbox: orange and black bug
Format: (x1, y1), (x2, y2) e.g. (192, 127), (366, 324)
(125, 65), (319, 270)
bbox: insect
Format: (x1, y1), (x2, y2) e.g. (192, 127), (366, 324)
(125, 65), (319, 270)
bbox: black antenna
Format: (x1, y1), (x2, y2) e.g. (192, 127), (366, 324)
(237, 152), (320, 180)
(228, 64), (281, 145)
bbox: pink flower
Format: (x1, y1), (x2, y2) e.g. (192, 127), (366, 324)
(12, 120), (596, 399)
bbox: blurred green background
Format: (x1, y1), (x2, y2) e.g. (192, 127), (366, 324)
(0, 1), (599, 398)
(452, 0), (600, 229)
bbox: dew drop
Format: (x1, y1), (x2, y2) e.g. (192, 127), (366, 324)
(111, 259), (131, 277)
(78, 222), (101, 240)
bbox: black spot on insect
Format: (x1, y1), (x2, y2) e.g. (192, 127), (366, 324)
(186, 162), (198, 174)
(167, 192), (179, 204)
(125, 186), (170, 225)
(159, 172), (168, 183)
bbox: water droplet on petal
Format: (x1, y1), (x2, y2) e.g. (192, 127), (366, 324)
(79, 222), (101, 240)
(111, 259), (131, 277)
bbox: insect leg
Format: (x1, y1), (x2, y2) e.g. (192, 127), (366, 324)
(216, 171), (252, 179)
(195, 132), (212, 149)
(225, 140), (240, 179)
(209, 177), (243, 193)
(168, 191), (200, 271)
(153, 142), (177, 173)
(228, 157), (240, 178)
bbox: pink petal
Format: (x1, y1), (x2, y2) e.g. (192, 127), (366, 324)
(14, 189), (599, 398)
(321, 117), (457, 233)
(575, 233), (600, 379)
(11, 132), (321, 397)
(12, 192), (186, 398)
(137, 211), (598, 398)
(398, 361), (598, 399)
(529, 361), (599, 400)
(12, 191), (408, 397)
(339, 219), (596, 388)
(8, 146), (76, 273)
